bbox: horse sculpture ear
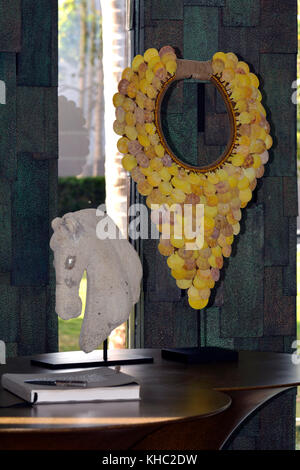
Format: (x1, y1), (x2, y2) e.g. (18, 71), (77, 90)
(51, 217), (62, 232)
(51, 215), (84, 243)
(63, 214), (84, 241)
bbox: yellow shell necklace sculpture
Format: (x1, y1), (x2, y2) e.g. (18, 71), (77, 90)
(113, 47), (272, 310)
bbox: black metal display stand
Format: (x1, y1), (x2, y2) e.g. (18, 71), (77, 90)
(31, 340), (153, 370)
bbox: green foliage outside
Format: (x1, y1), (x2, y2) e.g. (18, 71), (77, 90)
(59, 0), (82, 68)
(58, 274), (86, 351)
(59, 0), (101, 73)
(58, 176), (105, 217)
(58, 273), (91, 351)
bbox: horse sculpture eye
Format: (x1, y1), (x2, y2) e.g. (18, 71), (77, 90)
(65, 256), (76, 270)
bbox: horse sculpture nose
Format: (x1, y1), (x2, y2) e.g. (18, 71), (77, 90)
(55, 286), (82, 320)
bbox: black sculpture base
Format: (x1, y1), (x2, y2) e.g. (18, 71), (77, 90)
(31, 349), (153, 370)
(161, 347), (238, 364)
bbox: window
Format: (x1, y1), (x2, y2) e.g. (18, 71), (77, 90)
(58, 0), (129, 351)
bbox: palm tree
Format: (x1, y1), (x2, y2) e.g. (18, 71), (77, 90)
(79, 0), (88, 111)
(92, 1), (105, 175)
(101, 0), (128, 237)
(86, 0), (97, 134)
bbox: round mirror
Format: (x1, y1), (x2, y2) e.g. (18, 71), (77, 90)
(155, 73), (237, 173)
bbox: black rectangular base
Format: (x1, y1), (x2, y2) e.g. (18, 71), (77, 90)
(31, 350), (154, 370)
(161, 347), (238, 364)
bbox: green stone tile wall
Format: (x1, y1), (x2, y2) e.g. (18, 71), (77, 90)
(0, 0), (58, 355)
(134, 0), (297, 450)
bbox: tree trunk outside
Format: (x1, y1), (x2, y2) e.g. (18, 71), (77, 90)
(101, 0), (128, 236)
(86, 0), (97, 133)
(93, 51), (104, 176)
(101, 0), (128, 348)
(79, 0), (88, 112)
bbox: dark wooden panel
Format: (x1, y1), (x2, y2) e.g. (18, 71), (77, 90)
(283, 177), (298, 217)
(225, 389), (296, 450)
(260, 54), (296, 177)
(141, 0), (151, 27)
(0, 53), (17, 180)
(226, 435), (256, 451)
(0, 0), (21, 52)
(260, 0), (297, 54)
(183, 81), (198, 165)
(218, 25), (260, 73)
(18, 286), (47, 355)
(17, 0), (57, 86)
(135, 0), (144, 53)
(222, 0), (260, 27)
(47, 158), (58, 353)
(184, 0), (225, 5)
(161, 80), (184, 114)
(184, 6), (219, 61)
(16, 87), (45, 152)
(143, 296), (199, 348)
(283, 217), (297, 296)
(0, 178), (11, 272)
(16, 87), (57, 157)
(262, 177), (289, 266)
(0, 0), (58, 357)
(258, 337), (284, 353)
(173, 296), (199, 347)
(11, 153), (49, 286)
(144, 20), (184, 56)
(0, 284), (19, 343)
(205, 113), (229, 146)
(161, 106), (198, 166)
(6, 342), (18, 359)
(264, 267), (296, 336)
(50, 0), (58, 86)
(143, 239), (181, 303)
(211, 279), (224, 307)
(32, 153), (58, 161)
(215, 89), (227, 114)
(234, 336), (284, 353)
(152, 0), (183, 19)
(204, 83), (216, 113)
(205, 307), (234, 349)
(46, 284), (58, 353)
(225, 401), (260, 443)
(143, 302), (175, 348)
(44, 87), (58, 156)
(284, 336), (297, 354)
(198, 133), (222, 167)
(220, 205), (264, 338)
(258, 387), (296, 450)
(161, 81), (198, 166)
(48, 159), (58, 235)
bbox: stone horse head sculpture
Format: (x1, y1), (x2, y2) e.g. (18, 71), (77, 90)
(50, 209), (142, 353)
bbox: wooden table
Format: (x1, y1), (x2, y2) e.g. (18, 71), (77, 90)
(0, 349), (299, 450)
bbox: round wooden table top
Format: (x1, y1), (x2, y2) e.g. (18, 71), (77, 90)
(0, 349), (299, 450)
(0, 348), (299, 429)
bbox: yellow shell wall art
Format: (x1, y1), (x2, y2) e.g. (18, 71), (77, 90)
(113, 47), (272, 310)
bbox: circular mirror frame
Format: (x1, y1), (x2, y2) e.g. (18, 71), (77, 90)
(154, 59), (237, 173)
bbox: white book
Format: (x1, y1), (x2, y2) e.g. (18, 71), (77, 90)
(1, 367), (140, 404)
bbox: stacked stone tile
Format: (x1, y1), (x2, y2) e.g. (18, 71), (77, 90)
(0, 0), (58, 357)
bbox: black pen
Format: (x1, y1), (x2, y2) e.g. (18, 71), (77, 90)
(25, 380), (87, 387)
